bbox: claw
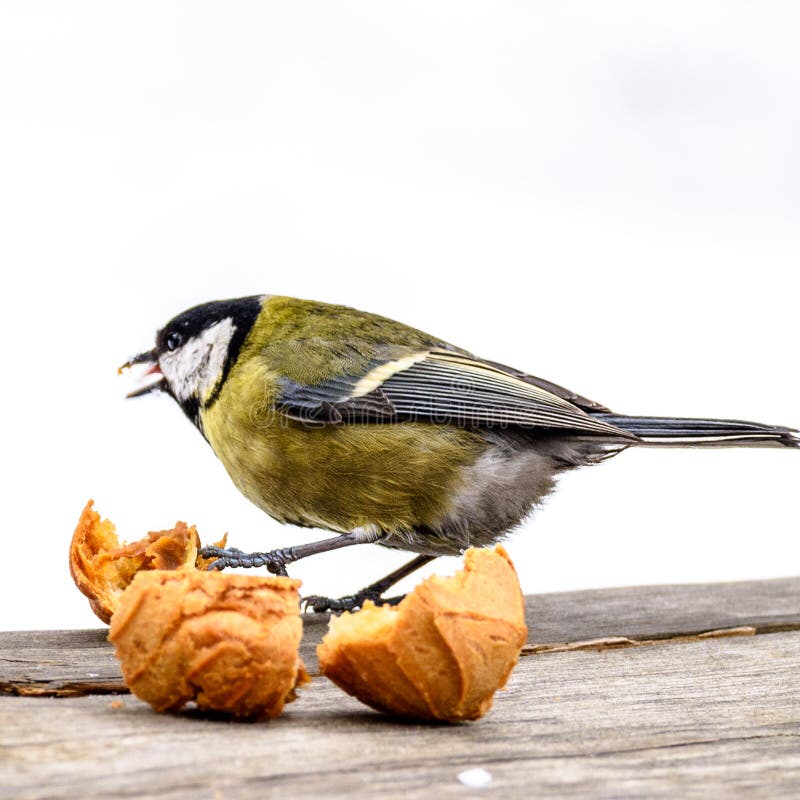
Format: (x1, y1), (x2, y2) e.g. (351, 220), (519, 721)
(197, 545), (290, 576)
(301, 592), (406, 614)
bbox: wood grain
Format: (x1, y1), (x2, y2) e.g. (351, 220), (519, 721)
(2, 578), (800, 799)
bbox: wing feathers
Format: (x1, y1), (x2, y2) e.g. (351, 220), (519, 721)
(277, 349), (634, 438)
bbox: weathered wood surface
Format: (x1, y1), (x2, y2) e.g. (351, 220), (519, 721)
(5, 576), (800, 695)
(2, 578), (800, 799)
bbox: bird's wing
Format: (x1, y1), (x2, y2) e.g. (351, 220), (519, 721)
(276, 347), (634, 438)
(475, 357), (612, 414)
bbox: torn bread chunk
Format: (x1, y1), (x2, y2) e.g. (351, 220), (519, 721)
(69, 500), (225, 624)
(318, 546), (527, 722)
(108, 570), (309, 719)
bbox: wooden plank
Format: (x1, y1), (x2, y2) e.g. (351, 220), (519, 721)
(3, 577), (800, 696)
(0, 629), (125, 696)
(523, 575), (800, 642)
(2, 630), (800, 799)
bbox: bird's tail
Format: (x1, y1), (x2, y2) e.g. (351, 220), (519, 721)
(591, 414), (800, 449)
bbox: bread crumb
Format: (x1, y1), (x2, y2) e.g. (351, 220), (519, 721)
(457, 768), (493, 788)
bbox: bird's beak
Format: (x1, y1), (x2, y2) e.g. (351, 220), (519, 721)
(118, 349), (166, 398)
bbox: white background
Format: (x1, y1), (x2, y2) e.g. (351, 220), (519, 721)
(1, 2), (798, 632)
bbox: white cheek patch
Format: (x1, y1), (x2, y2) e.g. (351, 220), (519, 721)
(160, 317), (236, 404)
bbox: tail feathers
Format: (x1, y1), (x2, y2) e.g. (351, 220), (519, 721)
(592, 413), (800, 449)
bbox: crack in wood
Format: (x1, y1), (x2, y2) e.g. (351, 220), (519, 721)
(522, 624), (761, 655)
(0, 680), (129, 697)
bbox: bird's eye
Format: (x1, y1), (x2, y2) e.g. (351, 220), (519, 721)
(165, 331), (183, 351)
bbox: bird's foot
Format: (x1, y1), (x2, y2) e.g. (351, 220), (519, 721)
(199, 545), (293, 576)
(302, 554), (436, 612)
(302, 591), (405, 614)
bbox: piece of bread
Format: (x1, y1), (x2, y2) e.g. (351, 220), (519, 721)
(69, 500), (224, 624)
(108, 570), (309, 719)
(317, 546), (527, 722)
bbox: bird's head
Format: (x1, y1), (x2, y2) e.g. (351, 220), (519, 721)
(120, 296), (263, 428)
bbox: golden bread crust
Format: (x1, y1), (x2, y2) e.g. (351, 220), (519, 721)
(108, 570), (308, 719)
(318, 546), (527, 722)
(69, 500), (224, 624)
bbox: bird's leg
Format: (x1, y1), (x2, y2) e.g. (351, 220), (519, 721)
(200, 528), (384, 576)
(303, 554), (436, 613)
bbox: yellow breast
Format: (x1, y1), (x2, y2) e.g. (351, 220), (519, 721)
(200, 357), (484, 535)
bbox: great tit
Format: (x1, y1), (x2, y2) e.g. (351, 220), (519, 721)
(122, 295), (798, 611)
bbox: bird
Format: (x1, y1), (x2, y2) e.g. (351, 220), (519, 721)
(121, 294), (798, 611)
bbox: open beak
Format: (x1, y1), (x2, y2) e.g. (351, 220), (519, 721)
(118, 349), (166, 398)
